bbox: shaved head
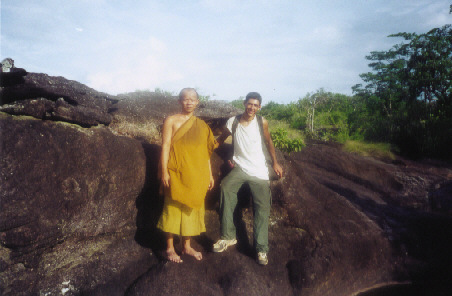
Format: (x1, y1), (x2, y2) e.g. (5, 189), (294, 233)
(179, 88), (199, 100)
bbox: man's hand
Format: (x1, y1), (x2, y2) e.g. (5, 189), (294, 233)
(208, 175), (215, 190)
(162, 171), (171, 188)
(273, 162), (283, 179)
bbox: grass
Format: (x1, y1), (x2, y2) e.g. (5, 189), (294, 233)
(343, 140), (396, 160)
(266, 119), (304, 140)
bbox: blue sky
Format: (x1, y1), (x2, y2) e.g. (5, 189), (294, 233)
(1, 0), (450, 103)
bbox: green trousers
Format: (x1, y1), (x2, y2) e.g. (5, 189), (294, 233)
(220, 167), (272, 253)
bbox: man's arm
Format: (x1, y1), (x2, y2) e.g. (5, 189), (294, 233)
(208, 159), (214, 190)
(215, 126), (231, 146)
(262, 118), (283, 178)
(160, 116), (174, 187)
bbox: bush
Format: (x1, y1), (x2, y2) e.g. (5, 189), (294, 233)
(230, 98), (245, 110)
(289, 114), (307, 129)
(271, 128), (305, 153)
(332, 127), (350, 143)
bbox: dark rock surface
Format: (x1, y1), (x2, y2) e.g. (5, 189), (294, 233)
(109, 91), (241, 143)
(0, 69), (27, 87)
(287, 143), (452, 295)
(114, 91), (240, 122)
(126, 142), (452, 296)
(0, 112), (150, 295)
(0, 72), (116, 126)
(1, 58), (27, 88)
(1, 68), (451, 296)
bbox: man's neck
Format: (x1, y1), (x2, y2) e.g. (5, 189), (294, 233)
(241, 113), (255, 122)
(180, 111), (194, 118)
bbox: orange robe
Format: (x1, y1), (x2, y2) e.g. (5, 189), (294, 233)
(157, 116), (217, 236)
(166, 116), (217, 208)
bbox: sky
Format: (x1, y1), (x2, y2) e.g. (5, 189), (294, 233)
(1, 1), (451, 104)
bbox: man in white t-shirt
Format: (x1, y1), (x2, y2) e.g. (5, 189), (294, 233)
(213, 92), (283, 265)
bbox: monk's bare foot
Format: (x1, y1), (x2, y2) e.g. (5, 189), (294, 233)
(164, 249), (183, 263)
(182, 246), (203, 260)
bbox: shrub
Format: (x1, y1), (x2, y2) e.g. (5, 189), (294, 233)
(230, 98), (245, 109)
(271, 128), (305, 153)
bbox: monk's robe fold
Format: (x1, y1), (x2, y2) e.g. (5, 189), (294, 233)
(166, 116), (217, 209)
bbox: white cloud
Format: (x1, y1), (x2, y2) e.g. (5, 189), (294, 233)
(87, 36), (182, 94)
(148, 37), (166, 53)
(199, 0), (242, 12)
(3, 0), (450, 103)
(308, 25), (344, 45)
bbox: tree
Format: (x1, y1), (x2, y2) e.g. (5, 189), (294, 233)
(400, 26), (452, 116)
(260, 101), (297, 121)
(298, 89), (330, 133)
(353, 25), (452, 158)
(230, 97), (245, 110)
(354, 25), (451, 116)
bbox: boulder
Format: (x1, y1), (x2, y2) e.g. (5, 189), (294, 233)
(277, 148), (396, 295)
(128, 147), (395, 296)
(1, 58), (15, 72)
(1, 97), (112, 127)
(0, 58), (27, 87)
(109, 91), (241, 143)
(0, 112), (150, 295)
(0, 72), (116, 126)
(287, 143), (452, 295)
(1, 69), (451, 296)
(128, 142), (452, 296)
(114, 91), (240, 123)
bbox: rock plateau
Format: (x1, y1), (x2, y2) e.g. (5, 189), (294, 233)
(1, 69), (451, 296)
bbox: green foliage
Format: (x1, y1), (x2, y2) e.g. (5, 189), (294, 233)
(270, 128), (305, 153)
(222, 26), (450, 160)
(154, 87), (174, 97)
(195, 88), (215, 102)
(257, 89), (359, 144)
(295, 89), (358, 142)
(267, 119), (304, 140)
(261, 101), (297, 121)
(230, 98), (245, 109)
(333, 127), (351, 143)
(289, 114), (307, 129)
(353, 24), (452, 159)
(198, 94), (211, 102)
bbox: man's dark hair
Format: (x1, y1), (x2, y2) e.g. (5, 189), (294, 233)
(179, 88), (199, 100)
(245, 92), (262, 105)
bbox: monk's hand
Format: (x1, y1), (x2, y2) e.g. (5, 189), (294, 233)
(273, 162), (283, 179)
(208, 175), (214, 191)
(162, 172), (171, 188)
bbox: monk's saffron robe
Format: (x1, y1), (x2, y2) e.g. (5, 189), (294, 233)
(157, 116), (217, 236)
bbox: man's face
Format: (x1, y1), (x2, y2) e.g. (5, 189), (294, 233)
(179, 91), (199, 113)
(244, 98), (261, 117)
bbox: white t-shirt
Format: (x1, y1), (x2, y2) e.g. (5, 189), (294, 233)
(226, 116), (269, 180)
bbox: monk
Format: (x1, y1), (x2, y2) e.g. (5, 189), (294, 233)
(157, 88), (217, 263)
